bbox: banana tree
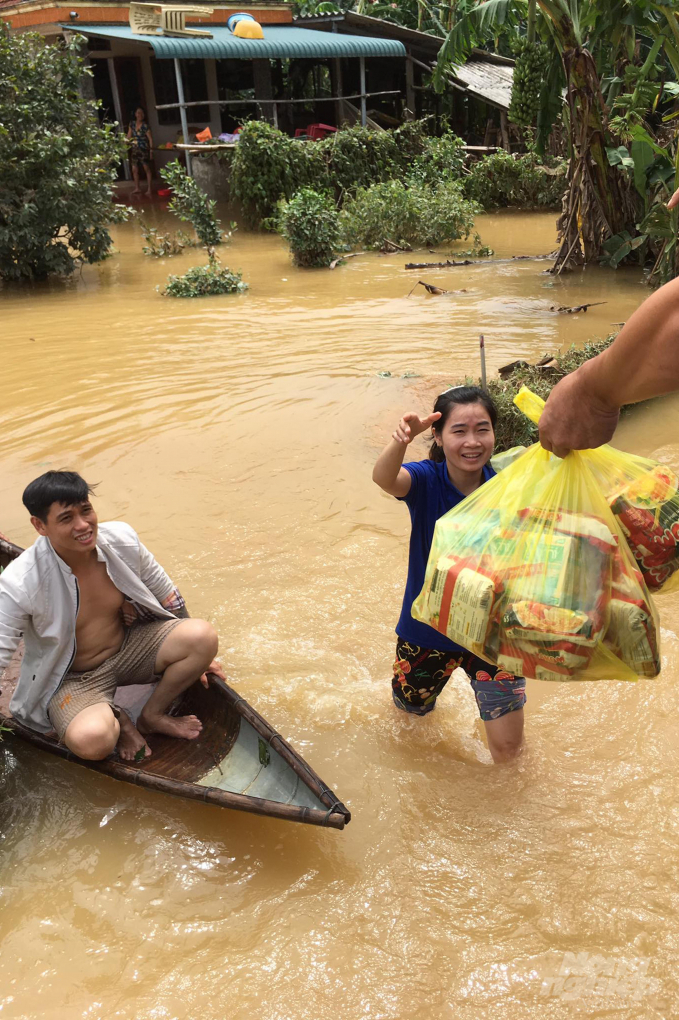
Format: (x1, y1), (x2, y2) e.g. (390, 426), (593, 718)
(434, 0), (679, 272)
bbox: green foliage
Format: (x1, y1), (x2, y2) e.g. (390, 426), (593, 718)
(463, 150), (567, 209)
(0, 27), (128, 281)
(485, 337), (618, 453)
(280, 189), (341, 267)
(508, 37), (551, 127)
(163, 253), (247, 298)
(230, 121), (317, 226)
(602, 123), (678, 284)
(160, 160), (223, 247)
(599, 229), (646, 268)
(139, 222), (196, 257)
(340, 180), (478, 250)
(406, 132), (466, 186)
(230, 120), (464, 227)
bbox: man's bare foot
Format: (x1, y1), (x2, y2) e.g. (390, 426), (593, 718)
(138, 712), (203, 740)
(131, 189), (141, 196)
(117, 710), (152, 761)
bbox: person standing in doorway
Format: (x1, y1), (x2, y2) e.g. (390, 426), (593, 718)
(127, 106), (153, 196)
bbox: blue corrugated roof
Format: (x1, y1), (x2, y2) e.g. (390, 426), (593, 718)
(72, 24), (406, 59)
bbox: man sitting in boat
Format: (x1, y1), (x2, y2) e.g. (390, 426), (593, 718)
(0, 471), (225, 762)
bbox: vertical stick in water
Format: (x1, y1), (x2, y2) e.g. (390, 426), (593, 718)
(479, 334), (487, 390)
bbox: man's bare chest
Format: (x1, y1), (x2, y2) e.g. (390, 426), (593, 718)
(74, 563), (124, 623)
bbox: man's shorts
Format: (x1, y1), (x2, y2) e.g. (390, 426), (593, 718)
(392, 639), (526, 722)
(47, 619), (182, 740)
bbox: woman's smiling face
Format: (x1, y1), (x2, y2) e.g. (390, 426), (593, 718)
(435, 401), (495, 479)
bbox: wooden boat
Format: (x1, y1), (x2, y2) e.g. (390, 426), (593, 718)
(0, 534), (350, 830)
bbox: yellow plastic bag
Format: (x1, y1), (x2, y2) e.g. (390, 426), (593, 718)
(516, 387), (679, 594)
(411, 387), (661, 681)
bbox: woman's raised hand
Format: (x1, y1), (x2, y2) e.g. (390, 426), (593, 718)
(392, 411), (442, 445)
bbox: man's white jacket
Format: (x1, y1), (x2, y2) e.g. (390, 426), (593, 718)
(0, 522), (176, 733)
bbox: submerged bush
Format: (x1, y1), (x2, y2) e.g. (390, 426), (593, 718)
(163, 253), (247, 298)
(340, 180), (478, 250)
(140, 222), (196, 257)
(230, 121), (323, 226)
(280, 189), (341, 267)
(463, 150), (567, 210)
(160, 160), (223, 247)
(230, 119), (435, 226)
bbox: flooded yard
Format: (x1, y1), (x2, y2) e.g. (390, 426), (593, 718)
(2, 208), (678, 1019)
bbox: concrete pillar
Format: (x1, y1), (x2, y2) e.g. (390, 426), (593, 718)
(405, 55), (416, 120)
(174, 58), (192, 175)
(204, 59), (222, 138)
(332, 57), (344, 125)
(359, 57), (366, 127)
(253, 59), (275, 124)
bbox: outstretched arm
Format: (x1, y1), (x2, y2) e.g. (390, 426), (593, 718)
(540, 276), (679, 456)
(373, 411), (441, 496)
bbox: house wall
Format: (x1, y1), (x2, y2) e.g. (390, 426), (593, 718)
(0, 3), (293, 32)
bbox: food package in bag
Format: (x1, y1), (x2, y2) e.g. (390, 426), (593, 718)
(592, 455), (679, 593)
(518, 387), (679, 594)
(411, 386), (661, 681)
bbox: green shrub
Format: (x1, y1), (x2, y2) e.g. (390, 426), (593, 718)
(0, 27), (128, 281)
(230, 119), (435, 226)
(280, 188), (341, 267)
(163, 254), (247, 297)
(407, 132), (466, 186)
(463, 150), (567, 210)
(340, 180), (478, 250)
(160, 160), (223, 247)
(230, 121), (324, 226)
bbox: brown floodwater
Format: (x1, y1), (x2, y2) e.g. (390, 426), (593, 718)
(2, 208), (679, 1020)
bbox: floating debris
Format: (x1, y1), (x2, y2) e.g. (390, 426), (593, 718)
(404, 254), (551, 270)
(550, 301), (607, 314)
(407, 280), (469, 297)
(329, 252), (366, 270)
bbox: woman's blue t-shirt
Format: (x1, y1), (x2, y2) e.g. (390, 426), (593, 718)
(396, 458), (496, 652)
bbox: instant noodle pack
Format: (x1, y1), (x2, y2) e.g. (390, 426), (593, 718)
(411, 387), (666, 682)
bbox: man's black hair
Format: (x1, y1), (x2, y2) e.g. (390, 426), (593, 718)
(22, 471), (96, 522)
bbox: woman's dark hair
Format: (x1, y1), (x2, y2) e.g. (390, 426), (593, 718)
(135, 106), (146, 118)
(22, 471), (96, 522)
(428, 385), (497, 462)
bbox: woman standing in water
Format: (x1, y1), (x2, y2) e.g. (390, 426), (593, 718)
(127, 107), (153, 196)
(373, 386), (525, 763)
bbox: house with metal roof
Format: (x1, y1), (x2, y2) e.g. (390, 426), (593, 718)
(0, 1), (413, 174)
(0, 0), (515, 182)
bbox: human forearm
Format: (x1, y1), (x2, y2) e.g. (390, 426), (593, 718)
(372, 438), (408, 494)
(540, 276), (679, 455)
(577, 277), (679, 409)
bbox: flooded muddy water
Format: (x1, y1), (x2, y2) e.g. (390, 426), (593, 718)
(2, 209), (679, 1019)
